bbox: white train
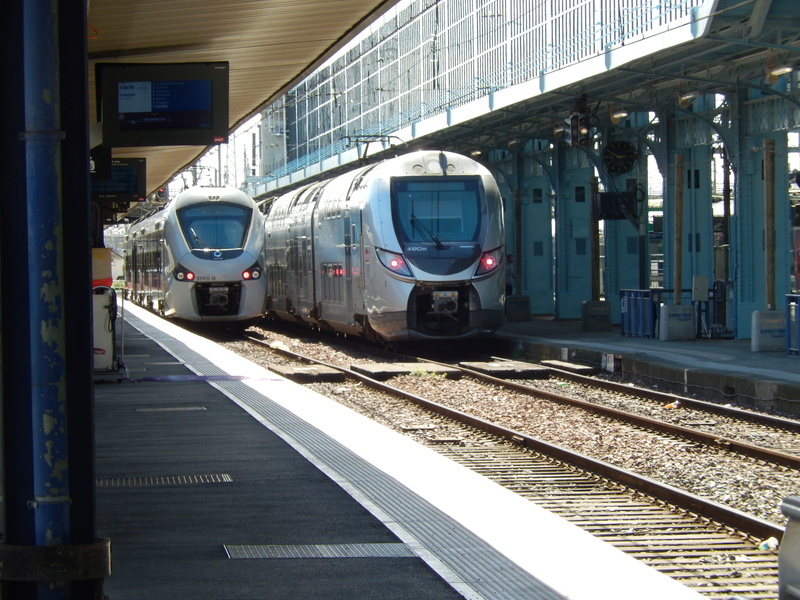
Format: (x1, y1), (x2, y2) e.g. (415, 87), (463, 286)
(262, 150), (506, 342)
(124, 186), (267, 323)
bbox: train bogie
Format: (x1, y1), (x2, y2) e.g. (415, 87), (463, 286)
(124, 186), (267, 323)
(263, 150), (506, 342)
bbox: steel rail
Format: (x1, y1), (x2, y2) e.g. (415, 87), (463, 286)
(245, 335), (785, 541)
(428, 359), (800, 470)
(538, 361), (800, 433)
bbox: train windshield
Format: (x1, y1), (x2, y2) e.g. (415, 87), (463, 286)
(391, 178), (481, 244)
(177, 203), (251, 250)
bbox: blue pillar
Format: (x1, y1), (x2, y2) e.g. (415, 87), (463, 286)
(603, 160), (645, 324)
(2, 2), (101, 590)
(683, 145), (715, 285)
(525, 172), (555, 314)
(22, 0), (71, 597)
(554, 145), (594, 318)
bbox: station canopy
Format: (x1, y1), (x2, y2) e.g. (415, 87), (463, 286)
(88, 0), (800, 206)
(88, 0), (397, 197)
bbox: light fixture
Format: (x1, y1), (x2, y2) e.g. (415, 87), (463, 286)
(610, 108), (629, 125)
(553, 125), (567, 136)
(765, 50), (793, 84)
(770, 65), (793, 76)
(767, 64), (793, 84)
(470, 149), (482, 158)
(678, 90), (700, 108)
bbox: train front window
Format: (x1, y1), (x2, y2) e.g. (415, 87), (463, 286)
(177, 203), (251, 250)
(391, 178), (481, 244)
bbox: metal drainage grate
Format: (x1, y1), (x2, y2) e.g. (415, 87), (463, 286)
(224, 543), (416, 560)
(96, 473), (233, 487)
(135, 406), (208, 412)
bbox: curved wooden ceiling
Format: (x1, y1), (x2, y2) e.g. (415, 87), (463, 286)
(88, 0), (397, 194)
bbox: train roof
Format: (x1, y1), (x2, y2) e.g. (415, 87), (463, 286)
(171, 186), (256, 209)
(126, 186), (258, 234)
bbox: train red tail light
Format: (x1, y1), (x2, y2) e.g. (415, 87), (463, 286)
(173, 264), (195, 281)
(242, 263), (262, 280)
(475, 247), (503, 276)
(375, 248), (412, 277)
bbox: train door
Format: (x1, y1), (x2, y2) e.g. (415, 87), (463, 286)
(355, 211), (364, 295)
(308, 206), (318, 318)
(288, 237), (298, 305)
(298, 237), (308, 306)
(343, 211), (361, 322)
(133, 242), (143, 298)
(290, 234), (313, 318)
(343, 212), (352, 321)
(128, 242), (139, 298)
(156, 236), (164, 296)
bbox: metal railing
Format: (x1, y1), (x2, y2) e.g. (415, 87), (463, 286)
(244, 0), (703, 195)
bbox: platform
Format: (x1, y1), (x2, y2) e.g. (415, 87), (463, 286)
(493, 317), (800, 416)
(95, 303), (706, 599)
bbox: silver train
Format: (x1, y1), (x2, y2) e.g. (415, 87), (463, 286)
(262, 150), (506, 342)
(124, 186), (267, 323)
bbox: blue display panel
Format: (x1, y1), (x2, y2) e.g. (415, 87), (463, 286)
(117, 80), (214, 131)
(90, 158), (146, 203)
(97, 62), (229, 147)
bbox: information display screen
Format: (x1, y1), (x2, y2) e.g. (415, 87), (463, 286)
(90, 158), (146, 203)
(97, 62), (229, 147)
(117, 80), (214, 131)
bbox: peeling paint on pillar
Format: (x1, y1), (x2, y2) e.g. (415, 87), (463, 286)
(23, 0), (72, 563)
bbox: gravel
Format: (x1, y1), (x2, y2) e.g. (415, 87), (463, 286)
(222, 325), (800, 527)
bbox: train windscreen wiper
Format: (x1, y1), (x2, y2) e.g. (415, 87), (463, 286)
(410, 213), (445, 250)
(189, 227), (211, 249)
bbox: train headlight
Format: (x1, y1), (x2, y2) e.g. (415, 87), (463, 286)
(375, 248), (412, 277)
(174, 264), (195, 281)
(475, 247), (503, 276)
(242, 263), (262, 280)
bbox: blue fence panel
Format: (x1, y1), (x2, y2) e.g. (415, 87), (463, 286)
(787, 294), (800, 355)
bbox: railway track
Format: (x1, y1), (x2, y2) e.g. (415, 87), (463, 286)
(426, 357), (800, 470)
(418, 342), (800, 461)
(225, 330), (789, 600)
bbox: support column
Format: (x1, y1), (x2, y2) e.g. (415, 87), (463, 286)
(673, 154), (684, 305)
(660, 153), (695, 340)
(1, 0), (107, 596)
(751, 138), (786, 352)
(764, 138), (776, 310)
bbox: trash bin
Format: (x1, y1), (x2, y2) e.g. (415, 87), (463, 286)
(620, 289), (659, 338)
